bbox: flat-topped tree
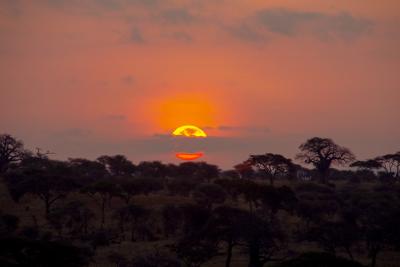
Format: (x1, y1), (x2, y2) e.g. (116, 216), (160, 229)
(350, 159), (382, 170)
(375, 152), (400, 179)
(234, 161), (254, 179)
(97, 155), (136, 177)
(248, 153), (294, 185)
(296, 137), (355, 184)
(81, 180), (119, 228)
(4, 156), (77, 217)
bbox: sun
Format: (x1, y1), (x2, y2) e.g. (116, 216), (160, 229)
(175, 152), (204, 160)
(172, 125), (207, 137)
(172, 125), (207, 161)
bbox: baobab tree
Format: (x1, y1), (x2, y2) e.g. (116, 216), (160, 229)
(296, 137), (355, 184)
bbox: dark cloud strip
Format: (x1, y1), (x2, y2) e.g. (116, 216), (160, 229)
(230, 8), (373, 42)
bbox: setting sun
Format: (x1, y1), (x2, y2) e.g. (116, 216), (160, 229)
(172, 125), (207, 137)
(172, 125), (207, 160)
(175, 152), (204, 160)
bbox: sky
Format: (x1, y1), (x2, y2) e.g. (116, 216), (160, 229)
(1, 0), (399, 169)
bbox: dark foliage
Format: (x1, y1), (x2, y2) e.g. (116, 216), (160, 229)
(278, 252), (364, 267)
(1, 133), (400, 267)
(0, 237), (93, 267)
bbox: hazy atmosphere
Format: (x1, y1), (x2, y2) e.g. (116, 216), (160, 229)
(1, 0), (399, 168)
(2, 1), (400, 267)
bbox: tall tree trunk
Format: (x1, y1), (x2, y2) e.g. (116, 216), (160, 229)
(369, 247), (380, 267)
(225, 240), (234, 267)
(345, 247), (354, 261)
(319, 170), (328, 184)
(248, 242), (262, 267)
(45, 198), (51, 218)
(101, 198), (106, 228)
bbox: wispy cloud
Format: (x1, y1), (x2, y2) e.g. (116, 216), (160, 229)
(226, 23), (265, 43)
(168, 31), (193, 43)
(203, 125), (270, 133)
(160, 8), (195, 24)
(129, 27), (145, 43)
(229, 8), (373, 42)
(121, 75), (135, 85)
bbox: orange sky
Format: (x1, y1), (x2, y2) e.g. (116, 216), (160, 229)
(1, 0), (399, 168)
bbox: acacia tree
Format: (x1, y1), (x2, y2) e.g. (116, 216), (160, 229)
(112, 204), (149, 241)
(350, 159), (381, 171)
(193, 183), (227, 210)
(177, 162), (220, 182)
(248, 153), (293, 185)
(350, 159), (381, 181)
(0, 134), (29, 172)
(68, 158), (108, 185)
(81, 180), (118, 228)
(97, 155), (136, 177)
(296, 137), (355, 184)
(136, 161), (167, 178)
(205, 206), (250, 267)
(234, 161), (254, 179)
(48, 201), (95, 238)
(5, 156), (76, 217)
(375, 152), (400, 180)
(239, 214), (287, 267)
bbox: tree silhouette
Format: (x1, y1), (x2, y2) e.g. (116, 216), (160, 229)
(174, 237), (218, 267)
(0, 237), (93, 267)
(304, 221), (360, 260)
(205, 206), (250, 267)
(294, 183), (339, 227)
(278, 252), (363, 267)
(193, 183), (227, 210)
(48, 201), (95, 239)
(136, 161), (168, 178)
(239, 214), (287, 267)
(113, 204), (149, 241)
(355, 189), (400, 267)
(350, 159), (381, 182)
(176, 162), (220, 183)
(0, 134), (28, 172)
(1, 133), (400, 267)
(131, 249), (181, 267)
(296, 137), (355, 184)
(259, 185), (297, 222)
(375, 152), (400, 180)
(162, 204), (183, 238)
(248, 153), (293, 185)
(68, 158), (108, 185)
(81, 180), (118, 227)
(350, 159), (381, 170)
(5, 156), (77, 217)
(0, 211), (19, 236)
(97, 155), (136, 177)
(234, 161), (254, 179)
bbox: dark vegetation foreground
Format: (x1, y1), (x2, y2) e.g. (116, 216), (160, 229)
(0, 134), (400, 267)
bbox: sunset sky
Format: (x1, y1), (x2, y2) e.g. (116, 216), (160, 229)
(1, 0), (399, 168)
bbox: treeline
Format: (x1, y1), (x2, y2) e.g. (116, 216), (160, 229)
(0, 133), (399, 267)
